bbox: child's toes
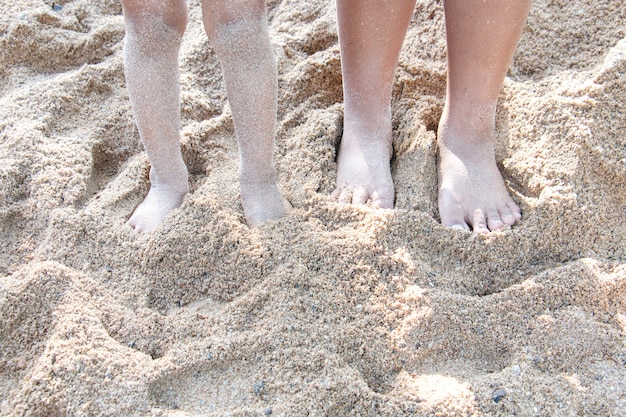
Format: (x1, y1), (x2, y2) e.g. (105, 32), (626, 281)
(352, 187), (369, 205)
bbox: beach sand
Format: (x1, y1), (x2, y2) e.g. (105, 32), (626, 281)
(1, 0), (625, 415)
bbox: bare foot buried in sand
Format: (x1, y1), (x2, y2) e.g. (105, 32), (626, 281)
(126, 168), (189, 233)
(333, 0), (529, 233)
(332, 124), (395, 209)
(240, 179), (292, 227)
(437, 123), (521, 234)
(127, 175), (290, 232)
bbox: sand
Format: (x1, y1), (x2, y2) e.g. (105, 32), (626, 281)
(0, 0), (625, 416)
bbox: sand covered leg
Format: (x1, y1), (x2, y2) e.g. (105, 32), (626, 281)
(333, 0), (417, 208)
(202, 0), (289, 227)
(122, 0), (190, 233)
(438, 0), (530, 233)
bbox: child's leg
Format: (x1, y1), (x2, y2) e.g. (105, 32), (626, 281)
(333, 0), (417, 208)
(122, 0), (189, 233)
(438, 0), (530, 233)
(201, 0), (288, 227)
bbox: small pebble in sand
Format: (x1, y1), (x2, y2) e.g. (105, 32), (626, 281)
(492, 389), (506, 403)
(253, 380), (265, 396)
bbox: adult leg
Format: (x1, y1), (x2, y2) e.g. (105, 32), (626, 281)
(438, 0), (530, 233)
(122, 0), (189, 232)
(333, 0), (417, 208)
(202, 0), (288, 226)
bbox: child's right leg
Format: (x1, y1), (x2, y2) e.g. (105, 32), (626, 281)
(201, 0), (289, 227)
(122, 0), (190, 233)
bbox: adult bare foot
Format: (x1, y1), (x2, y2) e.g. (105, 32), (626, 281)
(437, 123), (521, 234)
(127, 168), (189, 233)
(240, 178), (290, 227)
(332, 124), (395, 209)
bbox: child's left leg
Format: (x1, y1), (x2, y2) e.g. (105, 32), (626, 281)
(202, 0), (289, 226)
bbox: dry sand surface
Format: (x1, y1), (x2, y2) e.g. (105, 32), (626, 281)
(1, 0), (625, 416)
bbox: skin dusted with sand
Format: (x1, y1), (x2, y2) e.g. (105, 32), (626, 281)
(122, 0), (288, 233)
(335, 0), (530, 233)
(122, 1), (189, 233)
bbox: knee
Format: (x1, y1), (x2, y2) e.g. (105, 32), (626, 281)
(202, 0), (265, 39)
(122, 0), (188, 36)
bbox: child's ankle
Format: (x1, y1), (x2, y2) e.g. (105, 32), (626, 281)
(149, 165), (189, 191)
(239, 166), (277, 185)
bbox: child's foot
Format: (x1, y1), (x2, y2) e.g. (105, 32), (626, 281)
(437, 124), (521, 234)
(127, 169), (189, 233)
(240, 179), (290, 227)
(332, 126), (395, 209)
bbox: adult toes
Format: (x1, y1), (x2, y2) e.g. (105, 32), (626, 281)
(439, 189), (470, 231)
(486, 208), (505, 231)
(449, 224), (470, 231)
(498, 204), (517, 226)
(507, 200), (522, 220)
(472, 209), (489, 234)
(371, 189), (394, 209)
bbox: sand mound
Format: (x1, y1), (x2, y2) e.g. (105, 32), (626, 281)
(1, 0), (624, 415)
